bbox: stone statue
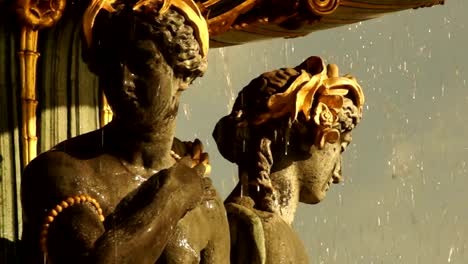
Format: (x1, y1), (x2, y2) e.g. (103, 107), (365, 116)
(21, 0), (229, 263)
(213, 56), (365, 264)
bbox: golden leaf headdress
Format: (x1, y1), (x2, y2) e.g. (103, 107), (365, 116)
(253, 56), (365, 149)
(83, 0), (209, 58)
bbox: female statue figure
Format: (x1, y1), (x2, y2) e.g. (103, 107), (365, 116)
(213, 56), (365, 264)
(21, 0), (229, 263)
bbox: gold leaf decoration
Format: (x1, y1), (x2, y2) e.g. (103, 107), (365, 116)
(252, 56), (365, 149)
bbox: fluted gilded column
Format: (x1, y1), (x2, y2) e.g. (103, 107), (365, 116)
(15, 0), (66, 167)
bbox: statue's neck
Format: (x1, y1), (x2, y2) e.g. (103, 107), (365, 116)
(270, 164), (301, 225)
(103, 118), (176, 170)
(227, 162), (301, 225)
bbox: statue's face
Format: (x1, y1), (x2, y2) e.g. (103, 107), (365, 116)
(101, 39), (182, 124)
(294, 136), (349, 204)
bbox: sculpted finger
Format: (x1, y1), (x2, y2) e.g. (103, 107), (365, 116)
(184, 141), (193, 153)
(199, 153), (211, 176)
(194, 138), (204, 151)
(203, 163), (211, 176)
(191, 139), (203, 161)
(200, 152), (209, 165)
(171, 138), (187, 157)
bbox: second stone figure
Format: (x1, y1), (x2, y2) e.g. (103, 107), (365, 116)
(213, 56), (365, 264)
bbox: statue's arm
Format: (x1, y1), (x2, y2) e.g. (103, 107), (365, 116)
(21, 153), (203, 264)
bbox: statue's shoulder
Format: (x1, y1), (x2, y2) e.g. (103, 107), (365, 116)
(224, 197), (269, 264)
(23, 149), (84, 185)
(225, 197), (308, 264)
(23, 129), (106, 187)
(225, 196), (275, 222)
(24, 130), (102, 179)
(22, 131), (105, 213)
(51, 129), (105, 158)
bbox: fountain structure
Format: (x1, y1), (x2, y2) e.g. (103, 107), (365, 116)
(0, 0), (445, 263)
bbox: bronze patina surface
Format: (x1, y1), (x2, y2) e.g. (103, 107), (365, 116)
(213, 56), (365, 263)
(21, 0), (230, 263)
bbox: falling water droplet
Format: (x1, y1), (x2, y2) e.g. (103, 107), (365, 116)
(182, 104), (191, 120)
(447, 246), (454, 262)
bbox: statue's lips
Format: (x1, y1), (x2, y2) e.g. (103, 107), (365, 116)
(322, 163), (341, 192)
(322, 175), (333, 192)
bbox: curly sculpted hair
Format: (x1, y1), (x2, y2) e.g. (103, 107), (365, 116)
(84, 0), (207, 84)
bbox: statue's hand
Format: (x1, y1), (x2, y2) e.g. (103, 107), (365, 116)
(175, 138), (212, 176)
(161, 156), (206, 211)
(201, 177), (218, 202)
(172, 138), (217, 203)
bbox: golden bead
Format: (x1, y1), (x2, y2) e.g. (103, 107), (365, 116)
(66, 197), (75, 205)
(60, 201), (69, 208)
(42, 194), (105, 244)
(50, 209), (58, 217)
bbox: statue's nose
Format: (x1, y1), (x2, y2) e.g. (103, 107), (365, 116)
(121, 64), (136, 83)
